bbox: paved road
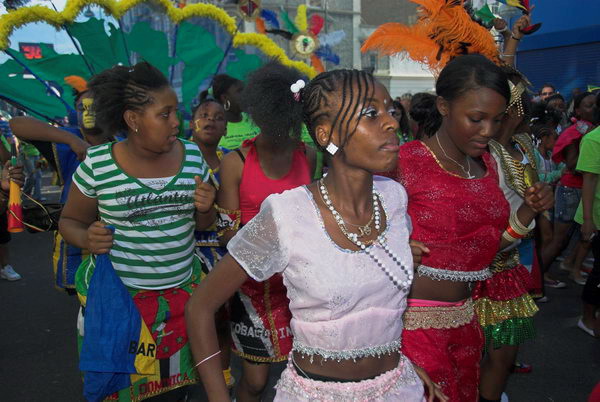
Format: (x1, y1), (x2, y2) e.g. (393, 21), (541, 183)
(0, 180), (598, 401)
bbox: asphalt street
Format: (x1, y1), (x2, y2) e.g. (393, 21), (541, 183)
(0, 178), (598, 401)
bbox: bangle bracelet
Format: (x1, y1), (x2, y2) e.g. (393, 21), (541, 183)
(502, 230), (519, 243)
(193, 350), (221, 368)
(506, 225), (525, 240)
(511, 34), (522, 41)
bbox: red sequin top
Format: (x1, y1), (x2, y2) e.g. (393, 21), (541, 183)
(395, 141), (510, 282)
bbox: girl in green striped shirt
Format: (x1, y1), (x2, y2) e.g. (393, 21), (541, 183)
(59, 62), (216, 401)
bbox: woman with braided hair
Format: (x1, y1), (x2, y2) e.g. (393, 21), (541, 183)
(186, 64), (444, 401)
(59, 61), (217, 401)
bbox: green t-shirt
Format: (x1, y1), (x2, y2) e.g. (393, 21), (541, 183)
(218, 113), (260, 150)
(21, 141), (40, 157)
(72, 140), (209, 290)
(574, 126), (600, 227)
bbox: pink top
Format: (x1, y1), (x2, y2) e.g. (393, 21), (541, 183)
(227, 176), (414, 360)
(239, 136), (311, 224)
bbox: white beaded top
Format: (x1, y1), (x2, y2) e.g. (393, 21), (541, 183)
(227, 176), (414, 360)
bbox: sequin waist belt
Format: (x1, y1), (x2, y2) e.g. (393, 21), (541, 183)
(489, 249), (520, 273)
(292, 339), (402, 363)
(416, 264), (492, 282)
(403, 298), (475, 330)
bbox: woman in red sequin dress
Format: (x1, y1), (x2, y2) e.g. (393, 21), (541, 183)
(388, 55), (553, 402)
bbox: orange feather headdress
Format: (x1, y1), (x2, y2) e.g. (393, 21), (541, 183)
(64, 75), (88, 93)
(362, 0), (501, 75)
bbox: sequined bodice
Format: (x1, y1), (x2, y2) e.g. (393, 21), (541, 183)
(396, 141), (510, 282)
(227, 176), (414, 360)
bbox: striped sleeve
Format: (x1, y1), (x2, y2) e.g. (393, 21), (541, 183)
(72, 146), (101, 198)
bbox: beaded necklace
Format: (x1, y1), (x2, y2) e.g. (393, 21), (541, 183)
(318, 179), (413, 289)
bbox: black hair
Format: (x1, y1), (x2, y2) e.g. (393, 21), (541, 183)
(409, 93), (437, 140)
(191, 90), (222, 118)
(241, 61), (306, 139)
(539, 83), (556, 94)
(393, 100), (411, 137)
(571, 91), (594, 120)
(545, 93), (565, 104)
(211, 74), (242, 102)
(530, 102), (561, 140)
(88, 61), (169, 134)
(73, 89), (88, 105)
(424, 54), (510, 137)
(302, 69), (376, 151)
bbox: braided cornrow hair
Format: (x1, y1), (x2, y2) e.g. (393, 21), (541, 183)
(88, 61), (169, 134)
(302, 69), (375, 152)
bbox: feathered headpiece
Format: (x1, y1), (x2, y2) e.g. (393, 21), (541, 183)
(64, 75), (88, 93)
(362, 0), (501, 75)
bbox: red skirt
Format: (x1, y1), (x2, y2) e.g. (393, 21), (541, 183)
(229, 273), (292, 362)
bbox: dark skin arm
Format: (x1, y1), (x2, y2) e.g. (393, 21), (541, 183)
(563, 143), (579, 172)
(9, 117), (90, 161)
(194, 176), (217, 231)
(216, 149), (245, 246)
(580, 172), (598, 241)
(185, 254), (249, 401)
(58, 184), (113, 253)
(0, 162), (24, 214)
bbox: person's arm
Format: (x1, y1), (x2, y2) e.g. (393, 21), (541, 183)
(216, 151), (244, 246)
(500, 13), (531, 66)
(0, 161), (24, 215)
(58, 154), (113, 253)
(9, 117), (90, 161)
(186, 255), (249, 401)
(194, 176), (217, 231)
(563, 143), (579, 172)
(580, 172), (598, 241)
(187, 198), (286, 401)
(58, 184), (113, 253)
(498, 182), (554, 250)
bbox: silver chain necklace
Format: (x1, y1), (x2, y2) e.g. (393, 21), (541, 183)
(435, 133), (475, 179)
(318, 179), (413, 289)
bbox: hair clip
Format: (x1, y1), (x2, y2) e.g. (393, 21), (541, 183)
(290, 79), (306, 102)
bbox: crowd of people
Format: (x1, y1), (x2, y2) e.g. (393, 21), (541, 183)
(0, 5), (599, 402)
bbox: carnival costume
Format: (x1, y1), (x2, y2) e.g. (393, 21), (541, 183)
(226, 176), (424, 400)
(473, 136), (540, 348)
(394, 141), (509, 401)
(225, 136), (311, 363)
(195, 147), (230, 271)
(73, 140), (209, 400)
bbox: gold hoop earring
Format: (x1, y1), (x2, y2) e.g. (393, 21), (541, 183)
(224, 100), (231, 111)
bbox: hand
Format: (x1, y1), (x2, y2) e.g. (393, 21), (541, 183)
(493, 18), (508, 33)
(194, 176), (216, 213)
(524, 182), (554, 214)
(581, 219), (597, 242)
(69, 137), (91, 162)
(409, 239), (430, 267)
(86, 221), (114, 254)
(1, 161), (24, 191)
(511, 12), (532, 39)
(413, 364), (449, 402)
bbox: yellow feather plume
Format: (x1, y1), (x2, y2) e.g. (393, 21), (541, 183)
(295, 4), (308, 32)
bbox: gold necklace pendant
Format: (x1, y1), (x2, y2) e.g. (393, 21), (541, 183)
(358, 225), (371, 237)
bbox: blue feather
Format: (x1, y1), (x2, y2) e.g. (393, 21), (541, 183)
(318, 30), (345, 47)
(315, 46), (340, 65)
(260, 9), (280, 29)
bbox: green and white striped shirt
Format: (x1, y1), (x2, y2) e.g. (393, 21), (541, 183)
(72, 140), (209, 290)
